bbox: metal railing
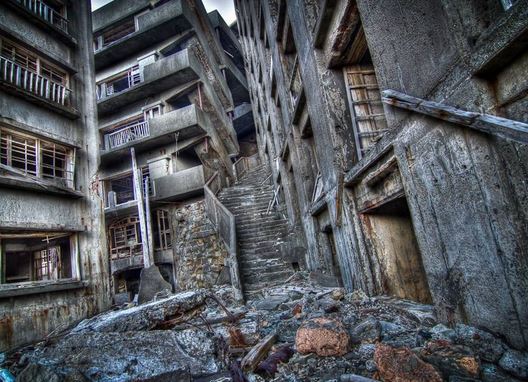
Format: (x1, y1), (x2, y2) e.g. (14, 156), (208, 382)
(106, 121), (150, 149)
(16, 0), (69, 34)
(204, 171), (243, 302)
(0, 56), (71, 106)
(233, 153), (259, 180)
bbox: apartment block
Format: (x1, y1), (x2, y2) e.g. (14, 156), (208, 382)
(0, 0), (110, 351)
(93, 0), (254, 302)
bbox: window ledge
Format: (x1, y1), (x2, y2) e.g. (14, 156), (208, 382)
(0, 279), (88, 299)
(0, 172), (83, 199)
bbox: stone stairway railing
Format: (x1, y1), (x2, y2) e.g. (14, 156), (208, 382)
(204, 171), (243, 302)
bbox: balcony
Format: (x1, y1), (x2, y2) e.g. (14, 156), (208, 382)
(4, 0), (75, 45)
(0, 56), (77, 118)
(105, 120), (150, 150)
(100, 104), (206, 164)
(94, 0), (192, 70)
(96, 49), (200, 116)
(104, 165), (205, 217)
(17, 0), (68, 33)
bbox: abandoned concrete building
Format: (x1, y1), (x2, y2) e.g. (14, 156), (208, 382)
(235, 0), (528, 350)
(0, 0), (111, 350)
(93, 0), (254, 302)
(1, 0), (528, 379)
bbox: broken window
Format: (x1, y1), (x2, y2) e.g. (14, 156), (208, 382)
(154, 209), (172, 250)
(108, 215), (143, 260)
(344, 65), (388, 159)
(0, 128), (74, 188)
(1, 233), (77, 284)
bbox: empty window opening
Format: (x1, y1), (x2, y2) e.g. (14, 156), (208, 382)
(363, 196), (432, 303)
(94, 18), (135, 51)
(105, 166), (153, 207)
(1, 234), (76, 284)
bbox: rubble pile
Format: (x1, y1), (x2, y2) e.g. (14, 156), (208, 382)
(2, 274), (527, 381)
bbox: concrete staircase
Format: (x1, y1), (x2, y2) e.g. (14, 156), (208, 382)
(218, 162), (294, 298)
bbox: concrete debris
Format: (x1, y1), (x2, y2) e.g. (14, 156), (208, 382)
(2, 277), (527, 381)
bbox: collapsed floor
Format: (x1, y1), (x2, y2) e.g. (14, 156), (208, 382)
(2, 273), (527, 382)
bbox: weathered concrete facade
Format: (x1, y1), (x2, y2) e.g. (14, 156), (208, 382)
(0, 0), (111, 351)
(93, 0), (254, 302)
(235, 0), (528, 350)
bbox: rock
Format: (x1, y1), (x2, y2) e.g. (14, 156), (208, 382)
(350, 317), (381, 344)
(138, 265), (173, 304)
(420, 340), (480, 380)
(72, 289), (207, 333)
(430, 324), (456, 342)
(254, 295), (289, 310)
(18, 364), (62, 382)
(374, 343), (443, 382)
(498, 349), (528, 379)
(453, 324), (505, 362)
(340, 374), (378, 382)
(481, 362), (523, 382)
(316, 297), (341, 313)
(331, 288), (346, 301)
(21, 331), (218, 380)
(296, 317), (350, 356)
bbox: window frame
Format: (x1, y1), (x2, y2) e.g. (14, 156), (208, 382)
(0, 233), (80, 287)
(0, 127), (75, 189)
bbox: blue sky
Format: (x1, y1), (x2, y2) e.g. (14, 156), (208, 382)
(91, 0), (236, 25)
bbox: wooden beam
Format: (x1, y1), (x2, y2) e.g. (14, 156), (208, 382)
(382, 89), (528, 144)
(241, 332), (277, 372)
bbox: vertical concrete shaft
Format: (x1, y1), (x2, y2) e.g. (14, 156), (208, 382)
(131, 148), (152, 268)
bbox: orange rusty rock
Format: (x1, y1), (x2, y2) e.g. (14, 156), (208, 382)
(374, 343), (442, 382)
(295, 317), (350, 357)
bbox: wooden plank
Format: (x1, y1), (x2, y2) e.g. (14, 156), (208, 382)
(241, 332), (277, 372)
(382, 89), (528, 144)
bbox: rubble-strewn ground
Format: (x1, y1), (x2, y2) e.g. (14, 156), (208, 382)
(2, 273), (527, 381)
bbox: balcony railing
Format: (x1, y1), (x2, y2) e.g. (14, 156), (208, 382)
(106, 121), (150, 149)
(16, 0), (69, 34)
(0, 56), (71, 106)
